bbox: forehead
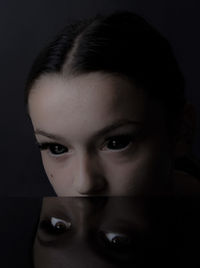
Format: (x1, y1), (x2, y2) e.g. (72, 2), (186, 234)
(28, 72), (156, 137)
(29, 72), (146, 110)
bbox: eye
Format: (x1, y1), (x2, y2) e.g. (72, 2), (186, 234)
(102, 135), (133, 151)
(37, 142), (68, 155)
(99, 231), (132, 250)
(39, 216), (71, 235)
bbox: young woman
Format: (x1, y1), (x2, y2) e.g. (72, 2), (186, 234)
(25, 11), (200, 196)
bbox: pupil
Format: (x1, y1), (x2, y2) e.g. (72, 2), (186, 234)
(108, 136), (130, 150)
(55, 222), (66, 230)
(50, 144), (67, 154)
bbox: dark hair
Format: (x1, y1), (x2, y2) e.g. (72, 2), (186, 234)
(25, 10), (186, 131)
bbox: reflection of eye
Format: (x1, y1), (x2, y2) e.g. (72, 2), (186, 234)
(102, 135), (133, 151)
(37, 142), (68, 155)
(40, 217), (71, 235)
(99, 231), (132, 250)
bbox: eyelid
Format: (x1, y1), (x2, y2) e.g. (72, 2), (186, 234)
(104, 134), (133, 142)
(36, 141), (61, 150)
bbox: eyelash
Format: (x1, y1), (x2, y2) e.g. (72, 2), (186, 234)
(36, 134), (135, 156)
(102, 134), (135, 151)
(37, 142), (69, 156)
(39, 217), (71, 235)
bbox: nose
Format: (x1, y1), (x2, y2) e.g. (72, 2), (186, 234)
(73, 152), (107, 195)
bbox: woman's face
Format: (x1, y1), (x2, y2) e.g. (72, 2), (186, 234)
(28, 71), (173, 196)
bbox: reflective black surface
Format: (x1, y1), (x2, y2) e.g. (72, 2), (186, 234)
(0, 197), (199, 267)
(33, 197), (200, 267)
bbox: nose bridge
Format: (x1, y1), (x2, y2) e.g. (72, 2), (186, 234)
(74, 151), (106, 195)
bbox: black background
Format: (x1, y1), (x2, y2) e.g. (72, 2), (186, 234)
(1, 0), (199, 196)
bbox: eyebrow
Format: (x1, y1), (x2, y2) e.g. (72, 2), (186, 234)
(34, 119), (141, 143)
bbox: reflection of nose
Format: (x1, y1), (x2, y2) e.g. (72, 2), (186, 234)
(74, 153), (107, 195)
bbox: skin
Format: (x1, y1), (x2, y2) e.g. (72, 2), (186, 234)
(28, 71), (176, 196)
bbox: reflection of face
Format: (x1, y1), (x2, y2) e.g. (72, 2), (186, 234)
(29, 71), (173, 196)
(34, 197), (170, 268)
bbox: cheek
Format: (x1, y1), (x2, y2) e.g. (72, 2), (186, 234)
(104, 146), (172, 195)
(104, 157), (151, 195)
(41, 154), (74, 194)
